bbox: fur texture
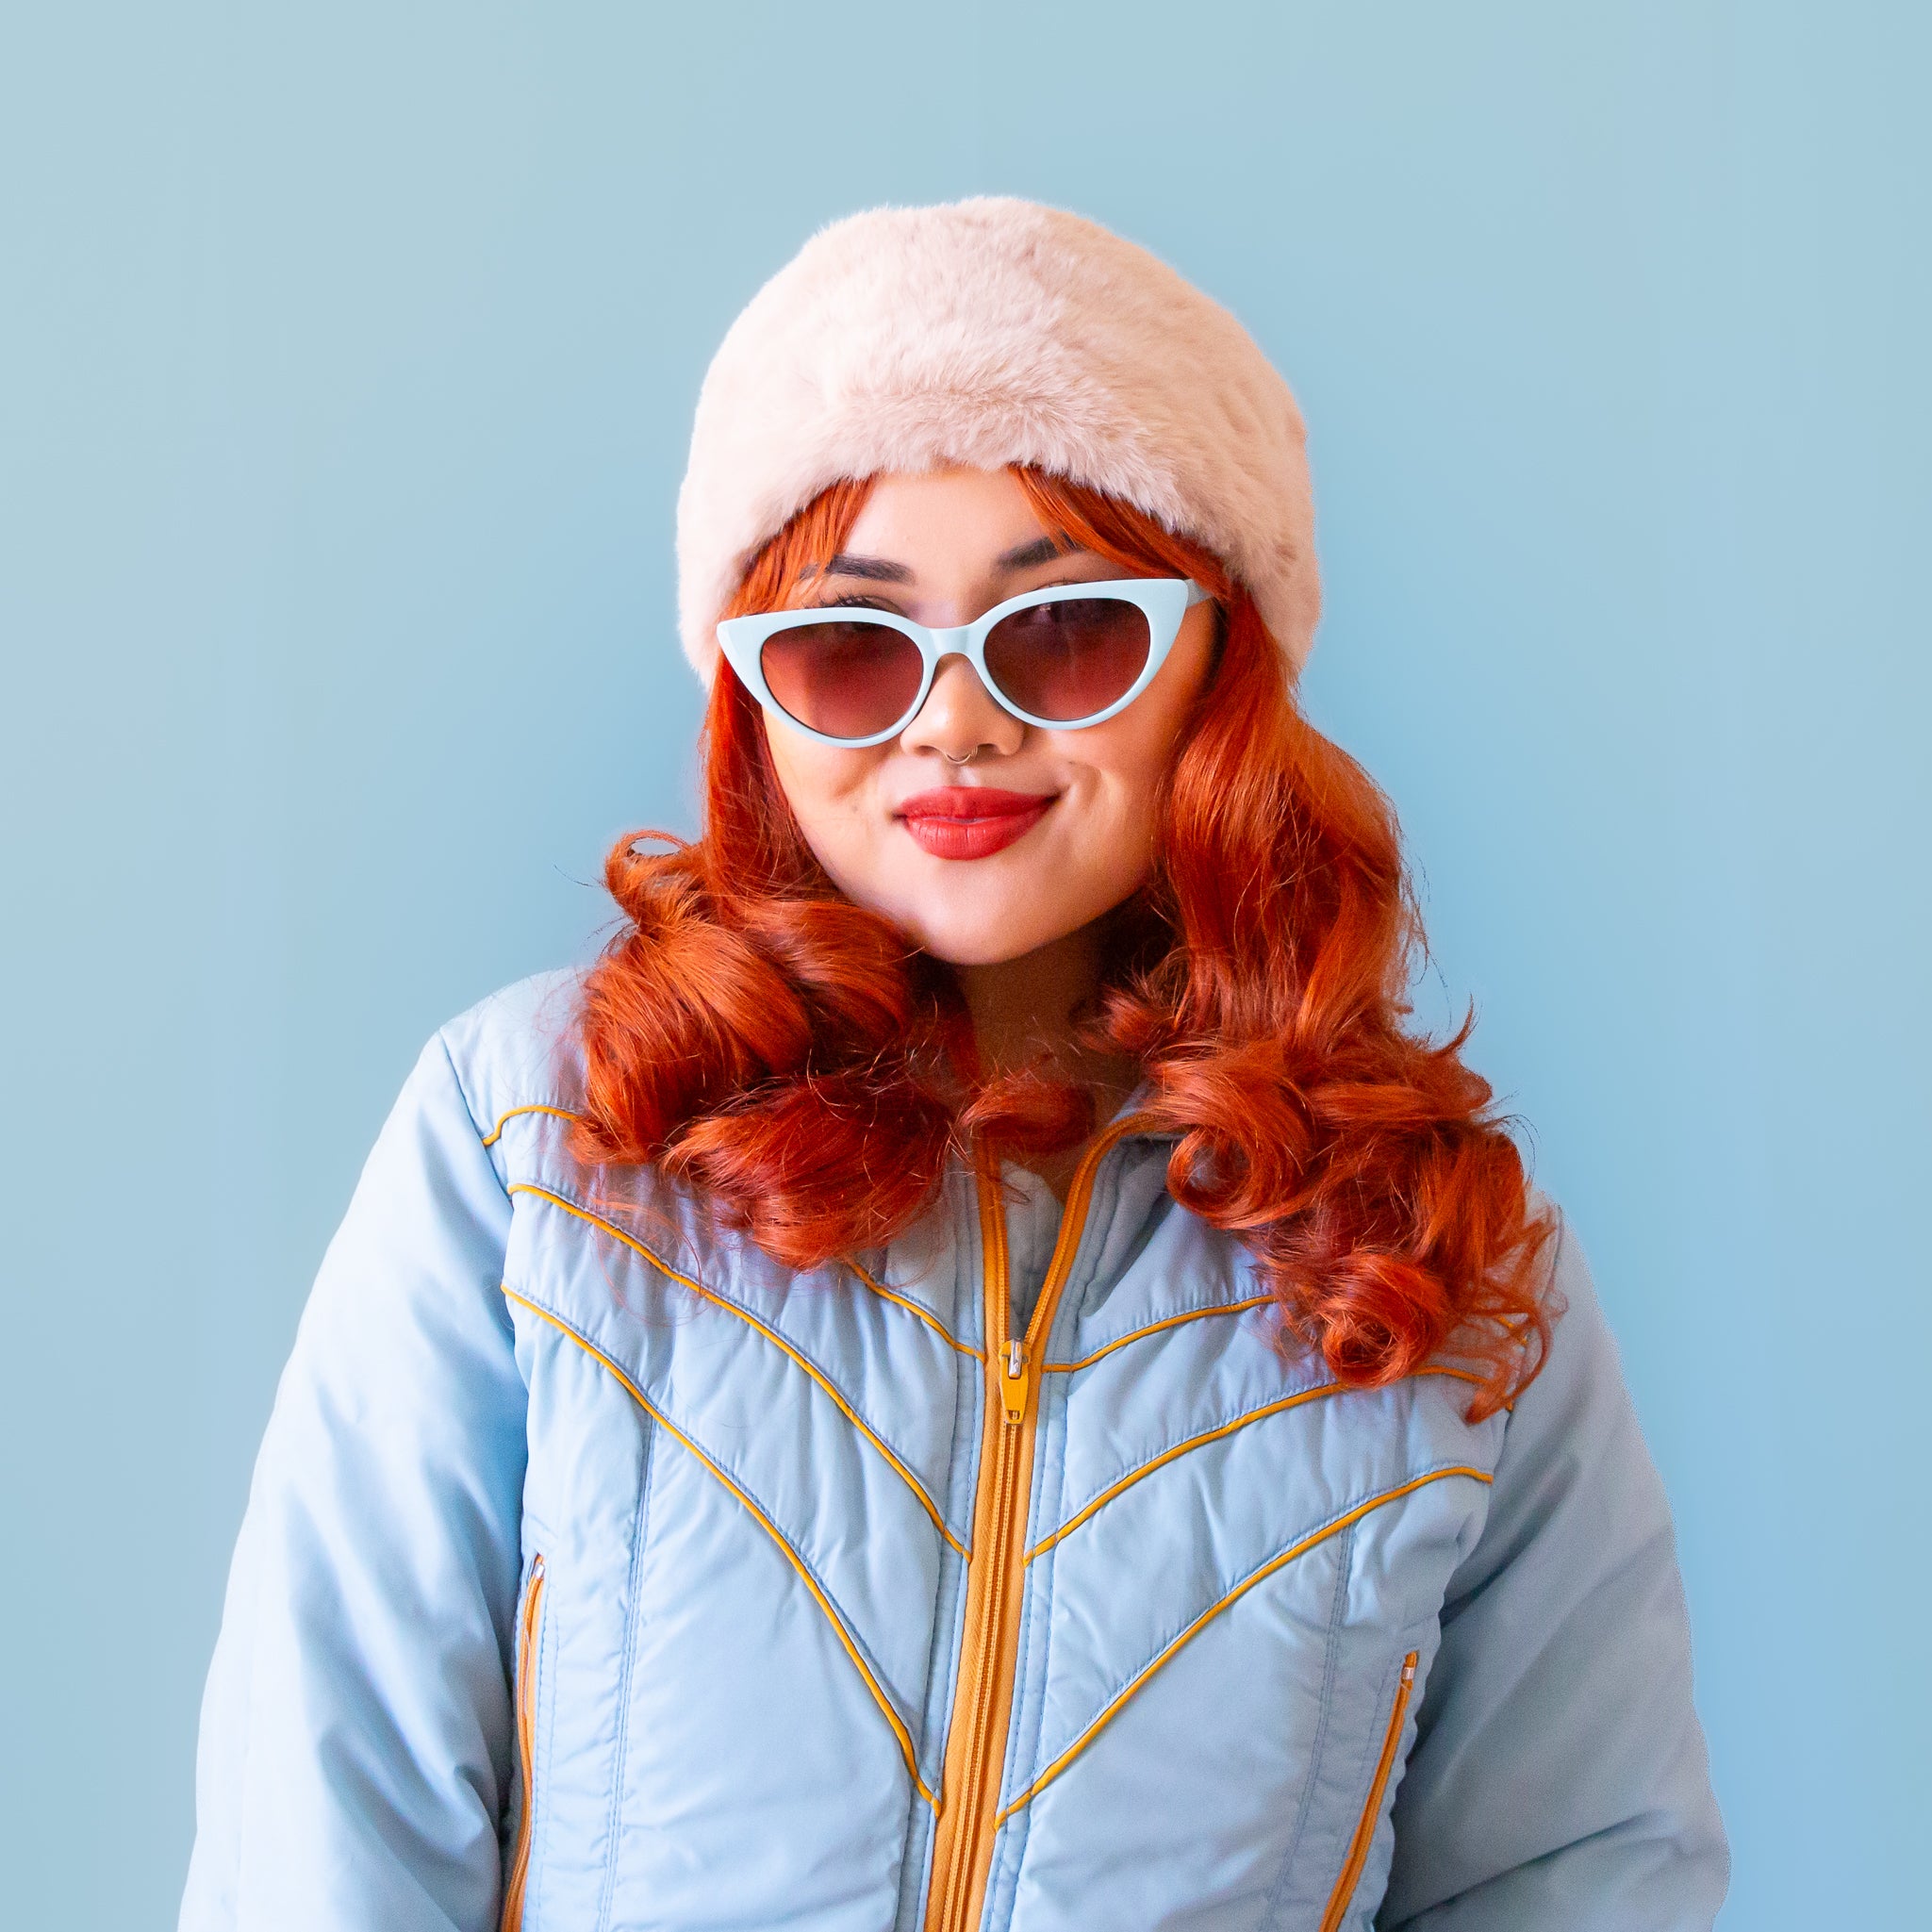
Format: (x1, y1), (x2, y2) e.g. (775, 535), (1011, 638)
(675, 197), (1320, 681)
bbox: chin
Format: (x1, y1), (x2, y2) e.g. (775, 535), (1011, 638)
(900, 908), (1065, 968)
(909, 928), (1040, 968)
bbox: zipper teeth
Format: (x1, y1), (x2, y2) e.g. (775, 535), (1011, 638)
(1318, 1650), (1418, 1932)
(933, 1161), (1015, 1932)
(499, 1556), (547, 1932)
(925, 1125), (1133, 1932)
(941, 1432), (1018, 1932)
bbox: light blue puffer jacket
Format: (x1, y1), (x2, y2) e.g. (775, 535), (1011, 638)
(181, 971), (1726, 1931)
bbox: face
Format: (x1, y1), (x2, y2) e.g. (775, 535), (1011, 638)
(758, 467), (1219, 966)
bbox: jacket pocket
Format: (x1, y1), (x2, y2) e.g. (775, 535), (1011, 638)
(501, 1555), (548, 1932)
(1318, 1650), (1417, 1932)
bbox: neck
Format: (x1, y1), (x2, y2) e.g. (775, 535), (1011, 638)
(950, 924), (1140, 1202)
(951, 925), (1100, 1074)
(950, 923), (1146, 1203)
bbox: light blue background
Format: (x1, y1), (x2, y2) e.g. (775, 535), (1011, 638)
(3, 4), (1925, 1924)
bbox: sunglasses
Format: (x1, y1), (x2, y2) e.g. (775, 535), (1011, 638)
(716, 576), (1212, 748)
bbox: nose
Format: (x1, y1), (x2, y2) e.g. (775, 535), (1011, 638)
(900, 652), (1025, 765)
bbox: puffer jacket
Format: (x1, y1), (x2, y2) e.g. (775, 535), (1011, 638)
(181, 971), (1726, 1931)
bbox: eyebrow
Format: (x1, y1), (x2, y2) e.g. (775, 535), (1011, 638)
(996, 535), (1082, 570)
(817, 535), (1089, 583)
(817, 552), (914, 583)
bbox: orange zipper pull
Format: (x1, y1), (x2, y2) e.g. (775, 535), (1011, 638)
(1000, 1337), (1027, 1424)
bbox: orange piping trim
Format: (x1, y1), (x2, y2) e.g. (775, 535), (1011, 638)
(501, 1284), (936, 1808)
(479, 1109), (971, 1360)
(480, 1102), (581, 1148)
(1030, 1382), (1342, 1561)
(498, 1553), (546, 1932)
(923, 1118), (1142, 1932)
(993, 1465), (1492, 1825)
(843, 1256), (980, 1358)
(1028, 1367), (1486, 1562)
(1036, 1292), (1506, 1413)
(1318, 1648), (1419, 1932)
(1039, 1293), (1276, 1375)
(510, 1182), (967, 1558)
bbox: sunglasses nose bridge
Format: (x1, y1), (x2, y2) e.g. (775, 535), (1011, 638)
(918, 625), (990, 704)
(913, 624), (1021, 735)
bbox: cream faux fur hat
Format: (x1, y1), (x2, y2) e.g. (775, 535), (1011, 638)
(675, 197), (1319, 683)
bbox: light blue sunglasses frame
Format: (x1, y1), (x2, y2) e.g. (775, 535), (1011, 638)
(716, 576), (1212, 748)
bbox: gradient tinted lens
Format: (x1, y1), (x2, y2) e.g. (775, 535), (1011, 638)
(983, 597), (1151, 722)
(759, 619), (924, 739)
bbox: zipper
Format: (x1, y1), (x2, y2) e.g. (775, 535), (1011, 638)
(1318, 1650), (1419, 1932)
(500, 1555), (548, 1932)
(924, 1123), (1134, 1932)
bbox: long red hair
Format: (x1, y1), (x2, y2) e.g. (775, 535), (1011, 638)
(574, 471), (1555, 1414)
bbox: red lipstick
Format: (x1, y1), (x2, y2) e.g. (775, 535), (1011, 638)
(896, 786), (1054, 861)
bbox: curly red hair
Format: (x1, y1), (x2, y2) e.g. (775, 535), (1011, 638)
(574, 471), (1555, 1414)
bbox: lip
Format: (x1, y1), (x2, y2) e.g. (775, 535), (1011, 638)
(895, 785), (1055, 861)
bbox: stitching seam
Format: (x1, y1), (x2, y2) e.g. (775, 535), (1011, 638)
(1041, 1293), (1276, 1373)
(844, 1254), (979, 1357)
(592, 1400), (656, 1932)
(1027, 1366), (1486, 1562)
(501, 1283), (936, 1808)
(992, 1464), (1492, 1825)
(479, 1103), (975, 1362)
(1261, 1525), (1355, 1931)
(510, 1181), (968, 1558)
(1030, 1381), (1346, 1564)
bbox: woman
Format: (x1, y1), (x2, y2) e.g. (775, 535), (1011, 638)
(182, 200), (1726, 1931)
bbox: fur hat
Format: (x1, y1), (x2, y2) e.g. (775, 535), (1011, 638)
(675, 197), (1319, 682)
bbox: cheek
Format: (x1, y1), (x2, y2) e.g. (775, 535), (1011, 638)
(1060, 766), (1162, 901)
(1037, 649), (1209, 892)
(762, 723), (887, 867)
(1062, 685), (1197, 843)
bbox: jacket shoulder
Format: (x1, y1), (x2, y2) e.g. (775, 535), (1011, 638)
(436, 966), (592, 1143)
(1504, 1196), (1623, 1448)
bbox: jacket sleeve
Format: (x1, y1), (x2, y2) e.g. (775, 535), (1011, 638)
(1377, 1214), (1728, 1930)
(180, 1032), (526, 1932)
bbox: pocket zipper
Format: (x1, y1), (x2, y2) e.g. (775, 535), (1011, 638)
(500, 1555), (547, 1932)
(1318, 1650), (1418, 1932)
